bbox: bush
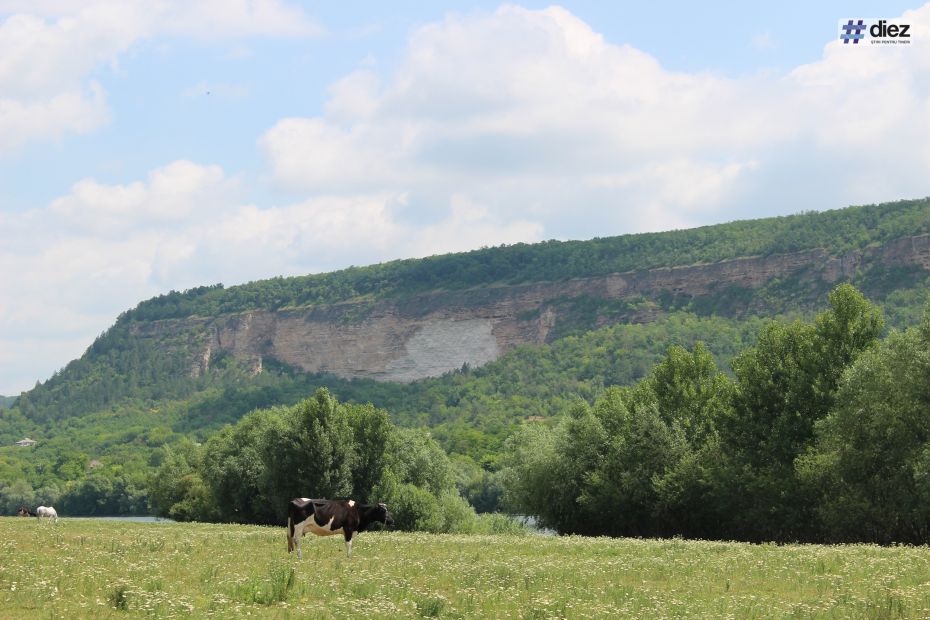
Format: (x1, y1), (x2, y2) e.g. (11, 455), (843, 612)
(388, 484), (444, 532)
(474, 512), (528, 535)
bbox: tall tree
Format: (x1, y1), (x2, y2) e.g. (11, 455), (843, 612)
(261, 388), (356, 512)
(717, 284), (884, 540)
(799, 311), (930, 543)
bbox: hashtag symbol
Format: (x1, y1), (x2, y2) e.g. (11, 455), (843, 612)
(841, 19), (866, 44)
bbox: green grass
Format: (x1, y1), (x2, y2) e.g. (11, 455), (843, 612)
(3, 518), (930, 618)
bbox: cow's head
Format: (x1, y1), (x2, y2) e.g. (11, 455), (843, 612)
(377, 502), (394, 527)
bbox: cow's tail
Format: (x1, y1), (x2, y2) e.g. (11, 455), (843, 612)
(287, 516), (294, 553)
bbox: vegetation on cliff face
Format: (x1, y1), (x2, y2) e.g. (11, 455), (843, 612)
(12, 198), (930, 435)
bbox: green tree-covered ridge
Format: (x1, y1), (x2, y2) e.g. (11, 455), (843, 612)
(15, 197), (930, 430)
(123, 198), (930, 322)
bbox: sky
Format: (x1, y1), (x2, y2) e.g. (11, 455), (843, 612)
(1, 1), (928, 395)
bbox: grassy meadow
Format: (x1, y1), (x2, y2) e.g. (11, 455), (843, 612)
(3, 518), (930, 618)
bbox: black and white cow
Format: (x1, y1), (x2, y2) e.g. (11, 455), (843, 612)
(287, 498), (394, 559)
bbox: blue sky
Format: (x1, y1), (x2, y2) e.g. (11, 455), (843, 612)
(1, 1), (928, 394)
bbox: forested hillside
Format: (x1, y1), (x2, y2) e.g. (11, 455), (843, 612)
(11, 198), (930, 433)
(0, 310), (765, 516)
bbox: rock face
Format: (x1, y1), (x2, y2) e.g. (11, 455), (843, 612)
(136, 234), (930, 383)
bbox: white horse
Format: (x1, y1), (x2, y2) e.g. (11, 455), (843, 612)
(36, 506), (58, 523)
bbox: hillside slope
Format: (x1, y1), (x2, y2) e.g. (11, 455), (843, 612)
(9, 197), (930, 432)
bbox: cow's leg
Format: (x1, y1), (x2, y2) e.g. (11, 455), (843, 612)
(344, 531), (354, 559)
(294, 522), (304, 559)
(287, 517), (294, 553)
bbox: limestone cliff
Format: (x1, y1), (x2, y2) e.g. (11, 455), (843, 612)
(131, 234), (930, 383)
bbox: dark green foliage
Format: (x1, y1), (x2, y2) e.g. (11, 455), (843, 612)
(14, 326), (202, 425)
(198, 407), (284, 524)
(147, 441), (216, 522)
(452, 455), (503, 513)
(501, 285), (903, 543)
(501, 342), (734, 538)
(58, 472), (149, 516)
(263, 390), (357, 509)
(581, 400), (690, 537)
(640, 343), (732, 445)
(714, 285), (884, 540)
(153, 389), (480, 531)
(799, 321), (930, 543)
(726, 320), (820, 469)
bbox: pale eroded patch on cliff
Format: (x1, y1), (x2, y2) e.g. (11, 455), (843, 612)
(380, 318), (500, 382)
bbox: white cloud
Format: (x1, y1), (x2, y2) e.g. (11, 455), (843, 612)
(49, 160), (237, 235)
(261, 4), (930, 237)
(0, 0), (321, 38)
(0, 0), (318, 155)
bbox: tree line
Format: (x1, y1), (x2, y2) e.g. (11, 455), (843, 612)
(148, 388), (522, 534)
(500, 284), (930, 543)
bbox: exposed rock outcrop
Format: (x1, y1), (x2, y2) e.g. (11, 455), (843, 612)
(130, 234), (930, 383)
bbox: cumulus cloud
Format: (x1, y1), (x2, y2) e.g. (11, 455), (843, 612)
(0, 0), (318, 155)
(261, 4), (930, 237)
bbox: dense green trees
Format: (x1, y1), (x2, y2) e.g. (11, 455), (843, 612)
(501, 284), (919, 543)
(798, 315), (930, 543)
(716, 284), (884, 540)
(500, 345), (733, 537)
(150, 389), (514, 533)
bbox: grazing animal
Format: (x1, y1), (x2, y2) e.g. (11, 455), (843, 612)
(16, 506), (36, 517)
(36, 506), (58, 523)
(287, 498), (393, 559)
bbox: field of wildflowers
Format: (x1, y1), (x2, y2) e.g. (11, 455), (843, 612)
(3, 517), (930, 618)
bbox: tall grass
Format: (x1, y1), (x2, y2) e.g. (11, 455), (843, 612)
(3, 518), (930, 618)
